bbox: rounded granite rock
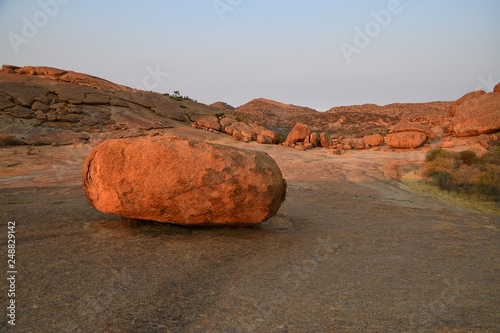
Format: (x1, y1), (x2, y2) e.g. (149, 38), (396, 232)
(83, 136), (287, 226)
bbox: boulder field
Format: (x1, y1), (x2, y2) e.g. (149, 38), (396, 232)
(82, 136), (287, 226)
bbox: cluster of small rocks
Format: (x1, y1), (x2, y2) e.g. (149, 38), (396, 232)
(280, 122), (429, 153)
(191, 115), (280, 144)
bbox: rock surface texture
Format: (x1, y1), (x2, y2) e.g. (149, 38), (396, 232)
(283, 122), (312, 146)
(83, 136), (287, 226)
(0, 64), (225, 145)
(450, 90), (487, 116)
(452, 93), (500, 137)
(391, 123), (435, 141)
(363, 134), (384, 147)
(386, 132), (427, 149)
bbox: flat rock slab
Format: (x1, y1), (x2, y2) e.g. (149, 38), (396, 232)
(83, 136), (287, 226)
(0, 179), (498, 332)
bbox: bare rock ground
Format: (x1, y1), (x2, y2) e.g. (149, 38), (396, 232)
(0, 125), (499, 332)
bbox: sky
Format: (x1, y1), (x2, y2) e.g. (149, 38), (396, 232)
(0, 0), (499, 111)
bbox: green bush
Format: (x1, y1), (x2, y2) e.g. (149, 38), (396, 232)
(235, 115), (249, 123)
(426, 148), (444, 162)
(424, 148), (500, 202)
(427, 171), (453, 191)
(459, 150), (477, 165)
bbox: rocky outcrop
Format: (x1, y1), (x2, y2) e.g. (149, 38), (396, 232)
(386, 132), (427, 149)
(190, 115), (280, 145)
(83, 136), (287, 226)
(192, 115), (221, 132)
(363, 134), (384, 147)
(495, 83), (500, 94)
(452, 93), (500, 137)
(0, 64), (232, 145)
(219, 116), (237, 130)
(391, 123), (435, 141)
(226, 122), (255, 142)
(283, 122), (312, 146)
(450, 90), (487, 116)
(259, 130), (281, 144)
(442, 122), (453, 135)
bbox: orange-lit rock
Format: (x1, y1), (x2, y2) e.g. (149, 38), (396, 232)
(494, 83), (500, 94)
(284, 122), (311, 146)
(386, 132), (427, 149)
(363, 134), (384, 147)
(391, 123), (435, 141)
(452, 93), (500, 137)
(319, 132), (331, 148)
(83, 136), (287, 226)
(450, 90), (487, 116)
(440, 141), (455, 149)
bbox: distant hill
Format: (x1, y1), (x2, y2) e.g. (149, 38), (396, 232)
(231, 98), (452, 137)
(0, 64), (458, 146)
(210, 101), (235, 113)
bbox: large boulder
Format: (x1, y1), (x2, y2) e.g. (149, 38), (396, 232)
(386, 132), (427, 149)
(319, 132), (331, 148)
(256, 135), (273, 144)
(219, 116), (237, 130)
(259, 130), (281, 144)
(310, 132), (319, 147)
(284, 122), (311, 146)
(450, 90), (487, 116)
(391, 123), (435, 141)
(193, 115), (221, 132)
(83, 136), (287, 226)
(363, 134), (384, 147)
(452, 93), (500, 137)
(494, 83), (500, 94)
(349, 138), (366, 150)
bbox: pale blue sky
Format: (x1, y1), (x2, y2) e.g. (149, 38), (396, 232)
(1, 0), (499, 110)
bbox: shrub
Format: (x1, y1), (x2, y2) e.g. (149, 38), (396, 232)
(477, 165), (500, 201)
(423, 148), (500, 202)
(427, 171), (453, 191)
(235, 115), (249, 123)
(459, 150), (477, 166)
(481, 146), (500, 166)
(426, 148), (445, 162)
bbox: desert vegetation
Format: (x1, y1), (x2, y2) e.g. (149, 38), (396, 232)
(423, 147), (500, 203)
(164, 90), (196, 102)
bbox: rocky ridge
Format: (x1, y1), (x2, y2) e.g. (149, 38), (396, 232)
(0, 65), (222, 145)
(1, 64), (499, 153)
